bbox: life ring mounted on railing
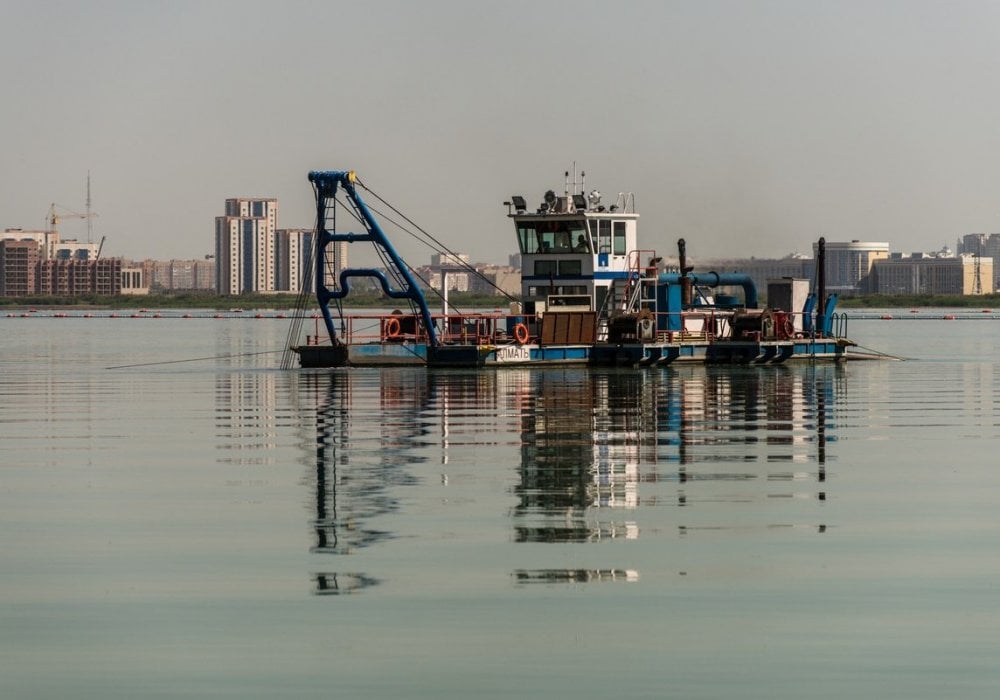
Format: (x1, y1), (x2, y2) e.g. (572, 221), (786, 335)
(385, 316), (401, 339)
(782, 318), (795, 339)
(513, 323), (530, 345)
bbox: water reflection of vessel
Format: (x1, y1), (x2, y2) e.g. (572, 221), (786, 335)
(291, 170), (865, 368)
(306, 370), (431, 594)
(299, 364), (841, 592)
(510, 365), (840, 545)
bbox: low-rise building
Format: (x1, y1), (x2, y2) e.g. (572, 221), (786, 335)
(873, 254), (993, 295)
(1, 235), (122, 296)
(699, 255), (815, 301)
(140, 258), (216, 292)
(469, 265), (521, 298)
(36, 257), (122, 295)
(120, 266), (148, 295)
(957, 233), (1000, 291)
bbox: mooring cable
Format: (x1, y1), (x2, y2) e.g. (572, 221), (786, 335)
(106, 349), (285, 370)
(850, 343), (908, 361)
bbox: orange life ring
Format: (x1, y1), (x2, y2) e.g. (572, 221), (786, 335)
(513, 323), (529, 344)
(385, 317), (401, 338)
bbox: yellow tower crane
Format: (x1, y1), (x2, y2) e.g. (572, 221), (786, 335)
(44, 204), (98, 259)
(44, 174), (100, 259)
(47, 203), (95, 237)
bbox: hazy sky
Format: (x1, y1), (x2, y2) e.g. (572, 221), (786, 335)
(4, 1), (1000, 265)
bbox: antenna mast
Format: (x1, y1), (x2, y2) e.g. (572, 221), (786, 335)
(974, 236), (983, 295)
(86, 172), (93, 244)
(564, 161), (586, 196)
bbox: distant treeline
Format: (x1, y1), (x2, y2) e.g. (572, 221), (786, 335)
(0, 291), (510, 310)
(5, 291), (999, 310)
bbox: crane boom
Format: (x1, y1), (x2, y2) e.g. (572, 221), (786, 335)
(47, 203), (98, 237)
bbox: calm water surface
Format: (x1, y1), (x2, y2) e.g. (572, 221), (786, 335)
(2, 313), (999, 698)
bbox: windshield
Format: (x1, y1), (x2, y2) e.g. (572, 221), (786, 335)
(516, 219), (589, 254)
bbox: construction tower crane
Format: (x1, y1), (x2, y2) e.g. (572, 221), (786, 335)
(46, 173), (99, 241)
(974, 237), (983, 295)
(44, 203), (99, 260)
(47, 203), (96, 237)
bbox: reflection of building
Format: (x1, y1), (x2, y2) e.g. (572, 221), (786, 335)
(215, 372), (278, 454)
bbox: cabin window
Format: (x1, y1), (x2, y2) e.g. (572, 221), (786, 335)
(527, 284), (588, 297)
(534, 260), (557, 276)
(517, 219), (587, 254)
(547, 294), (591, 308)
(598, 220), (611, 254)
(558, 259), (582, 276)
(534, 259), (582, 276)
(595, 285), (609, 313)
(613, 221), (627, 255)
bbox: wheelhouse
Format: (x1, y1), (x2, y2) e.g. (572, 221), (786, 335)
(508, 184), (638, 317)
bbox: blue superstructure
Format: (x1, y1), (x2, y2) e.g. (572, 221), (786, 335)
(308, 170), (437, 348)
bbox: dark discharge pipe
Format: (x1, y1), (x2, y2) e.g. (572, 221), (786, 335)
(678, 238), (692, 306)
(816, 237), (826, 331)
(658, 271), (759, 309)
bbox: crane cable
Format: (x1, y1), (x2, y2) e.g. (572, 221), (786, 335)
(356, 179), (519, 303)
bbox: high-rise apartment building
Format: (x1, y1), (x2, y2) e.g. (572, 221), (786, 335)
(276, 228), (314, 293)
(215, 198), (278, 294)
(275, 229), (349, 293)
(0, 240), (41, 296)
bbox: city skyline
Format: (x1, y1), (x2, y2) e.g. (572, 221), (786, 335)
(6, 2), (1000, 266)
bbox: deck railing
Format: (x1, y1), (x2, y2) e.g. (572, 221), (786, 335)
(303, 308), (842, 347)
